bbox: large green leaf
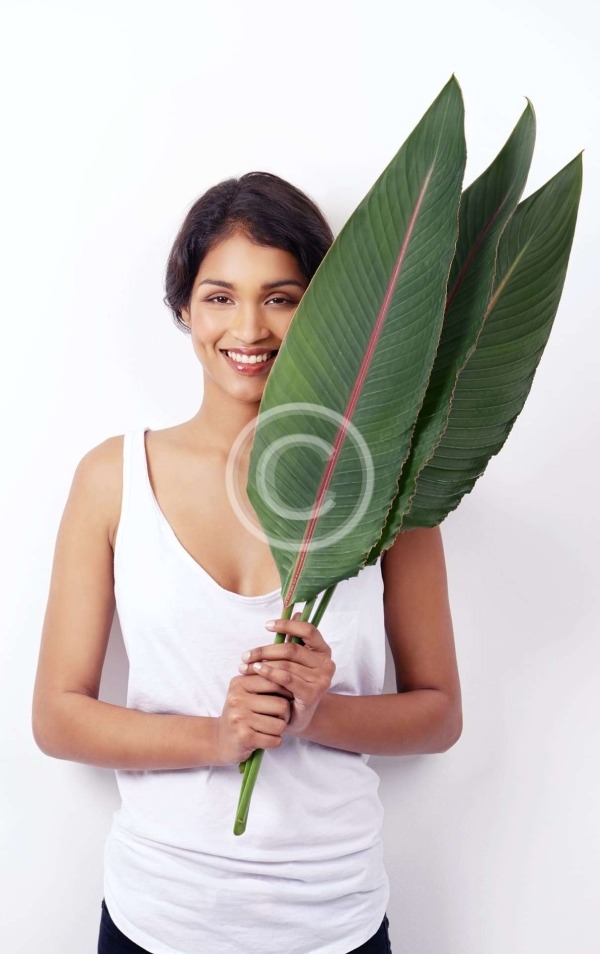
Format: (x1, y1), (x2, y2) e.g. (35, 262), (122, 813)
(401, 151), (583, 527)
(364, 101), (536, 561)
(246, 75), (466, 605)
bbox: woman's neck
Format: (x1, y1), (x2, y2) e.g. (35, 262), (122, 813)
(184, 378), (262, 458)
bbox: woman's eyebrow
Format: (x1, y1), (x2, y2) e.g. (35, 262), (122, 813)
(198, 279), (305, 290)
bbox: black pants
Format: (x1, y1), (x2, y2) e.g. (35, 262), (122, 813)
(98, 898), (392, 953)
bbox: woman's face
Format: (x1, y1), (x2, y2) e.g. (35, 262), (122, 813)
(181, 229), (308, 401)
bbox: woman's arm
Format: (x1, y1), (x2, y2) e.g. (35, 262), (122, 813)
(290, 525), (463, 755)
(31, 439), (220, 770)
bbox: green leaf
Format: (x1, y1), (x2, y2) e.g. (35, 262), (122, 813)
(246, 75), (466, 604)
(402, 151), (583, 527)
(365, 100), (537, 559)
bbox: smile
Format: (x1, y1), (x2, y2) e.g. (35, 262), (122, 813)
(219, 349), (279, 375)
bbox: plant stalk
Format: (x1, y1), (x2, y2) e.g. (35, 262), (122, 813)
(233, 583), (338, 835)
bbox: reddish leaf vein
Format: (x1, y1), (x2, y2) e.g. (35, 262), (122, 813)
(284, 163), (436, 605)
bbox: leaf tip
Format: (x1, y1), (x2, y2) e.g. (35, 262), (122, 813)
(521, 96), (537, 127)
(447, 72), (462, 93)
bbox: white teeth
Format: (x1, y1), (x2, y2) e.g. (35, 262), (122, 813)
(225, 350), (274, 364)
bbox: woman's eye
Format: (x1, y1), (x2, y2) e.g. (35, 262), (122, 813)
(206, 296), (296, 306)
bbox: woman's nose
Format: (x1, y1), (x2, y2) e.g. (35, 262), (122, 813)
(229, 303), (270, 339)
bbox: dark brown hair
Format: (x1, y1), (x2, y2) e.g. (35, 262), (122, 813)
(163, 171), (335, 335)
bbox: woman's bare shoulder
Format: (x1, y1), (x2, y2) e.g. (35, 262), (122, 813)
(71, 434), (125, 550)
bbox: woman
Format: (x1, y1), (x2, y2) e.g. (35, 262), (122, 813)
(32, 171), (463, 953)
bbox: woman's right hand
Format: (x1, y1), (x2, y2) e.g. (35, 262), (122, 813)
(214, 674), (294, 765)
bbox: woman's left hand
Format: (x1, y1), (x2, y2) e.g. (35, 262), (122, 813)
(237, 612), (336, 736)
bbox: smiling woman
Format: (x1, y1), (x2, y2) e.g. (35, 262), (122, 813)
(31, 170), (461, 954)
(179, 231), (308, 383)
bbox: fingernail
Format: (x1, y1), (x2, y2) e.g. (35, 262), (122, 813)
(265, 620), (276, 630)
(253, 662), (263, 671)
(239, 663), (248, 672)
(241, 651), (251, 661)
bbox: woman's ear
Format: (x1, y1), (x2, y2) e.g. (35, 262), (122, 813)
(181, 306), (190, 327)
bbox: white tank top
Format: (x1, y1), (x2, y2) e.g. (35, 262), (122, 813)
(103, 426), (390, 954)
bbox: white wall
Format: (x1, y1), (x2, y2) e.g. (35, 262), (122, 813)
(2, 0), (598, 950)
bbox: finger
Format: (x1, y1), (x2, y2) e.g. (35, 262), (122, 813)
(240, 640), (325, 671)
(235, 673), (294, 699)
(265, 614), (324, 645)
(247, 660), (313, 696)
(245, 694), (291, 722)
(265, 615), (330, 647)
(248, 712), (290, 736)
(240, 657), (321, 682)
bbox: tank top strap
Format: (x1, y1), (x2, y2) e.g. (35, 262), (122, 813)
(128, 426), (162, 519)
(128, 426), (149, 497)
(115, 426), (156, 564)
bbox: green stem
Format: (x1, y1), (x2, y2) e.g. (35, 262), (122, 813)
(233, 582), (339, 835)
(308, 582), (338, 628)
(233, 601), (296, 835)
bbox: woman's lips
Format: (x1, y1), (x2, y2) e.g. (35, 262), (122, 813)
(220, 350), (278, 375)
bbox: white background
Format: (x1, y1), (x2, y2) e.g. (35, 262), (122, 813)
(1, 1), (598, 951)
